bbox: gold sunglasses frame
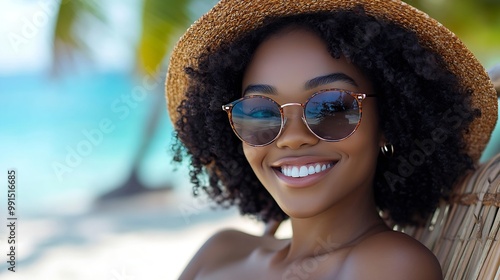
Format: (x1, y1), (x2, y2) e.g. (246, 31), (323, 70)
(222, 88), (376, 146)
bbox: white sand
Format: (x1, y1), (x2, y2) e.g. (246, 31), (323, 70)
(0, 190), (292, 280)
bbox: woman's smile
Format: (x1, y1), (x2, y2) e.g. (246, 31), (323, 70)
(271, 156), (338, 188)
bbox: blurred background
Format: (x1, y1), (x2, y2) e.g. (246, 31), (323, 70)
(0, 0), (499, 279)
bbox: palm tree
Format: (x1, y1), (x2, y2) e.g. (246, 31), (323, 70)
(51, 0), (215, 200)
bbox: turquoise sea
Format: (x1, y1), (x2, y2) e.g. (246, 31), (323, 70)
(0, 72), (191, 217)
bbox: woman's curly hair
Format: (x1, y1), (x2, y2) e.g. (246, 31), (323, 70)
(172, 7), (479, 226)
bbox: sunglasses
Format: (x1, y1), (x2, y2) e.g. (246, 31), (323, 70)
(222, 89), (376, 146)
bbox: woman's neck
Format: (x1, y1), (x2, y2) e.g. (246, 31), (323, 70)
(274, 190), (388, 264)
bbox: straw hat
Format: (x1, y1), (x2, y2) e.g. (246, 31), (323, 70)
(166, 0), (498, 162)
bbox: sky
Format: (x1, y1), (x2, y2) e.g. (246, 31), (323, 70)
(0, 0), (141, 75)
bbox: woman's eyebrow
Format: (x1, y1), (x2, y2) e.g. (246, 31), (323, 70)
(304, 73), (358, 90)
(242, 73), (358, 95)
(243, 84), (276, 95)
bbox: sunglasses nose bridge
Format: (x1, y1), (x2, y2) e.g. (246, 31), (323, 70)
(280, 102), (304, 119)
(280, 102), (307, 125)
(279, 102), (310, 132)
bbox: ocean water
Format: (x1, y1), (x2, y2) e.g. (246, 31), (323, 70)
(0, 72), (190, 217)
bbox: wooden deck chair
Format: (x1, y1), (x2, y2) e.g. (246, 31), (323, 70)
(401, 153), (499, 280)
(263, 153), (500, 280)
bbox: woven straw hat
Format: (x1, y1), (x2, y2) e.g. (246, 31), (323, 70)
(165, 0), (498, 162)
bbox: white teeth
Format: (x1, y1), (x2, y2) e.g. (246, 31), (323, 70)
(308, 166), (315, 174)
(299, 166), (308, 177)
(280, 163), (333, 178)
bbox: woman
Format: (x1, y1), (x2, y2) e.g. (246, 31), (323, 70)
(166, 1), (498, 279)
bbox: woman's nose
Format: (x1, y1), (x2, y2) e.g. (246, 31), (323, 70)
(275, 107), (319, 149)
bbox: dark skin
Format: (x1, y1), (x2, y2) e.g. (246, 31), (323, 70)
(179, 29), (442, 280)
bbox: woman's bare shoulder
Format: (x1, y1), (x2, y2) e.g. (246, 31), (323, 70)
(178, 229), (266, 279)
(338, 230), (442, 280)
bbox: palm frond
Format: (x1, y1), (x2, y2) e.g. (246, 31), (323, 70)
(52, 0), (105, 74)
(136, 0), (193, 74)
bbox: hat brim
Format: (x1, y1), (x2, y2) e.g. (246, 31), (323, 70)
(166, 0), (497, 162)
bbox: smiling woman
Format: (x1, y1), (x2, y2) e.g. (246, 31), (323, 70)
(240, 31), (382, 223)
(165, 1), (498, 279)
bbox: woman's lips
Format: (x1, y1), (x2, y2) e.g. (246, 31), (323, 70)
(272, 160), (337, 188)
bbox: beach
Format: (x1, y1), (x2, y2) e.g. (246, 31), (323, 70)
(0, 187), (293, 280)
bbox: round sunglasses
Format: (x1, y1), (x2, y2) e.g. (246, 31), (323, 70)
(222, 89), (376, 146)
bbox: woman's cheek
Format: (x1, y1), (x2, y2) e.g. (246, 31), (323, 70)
(242, 144), (260, 170)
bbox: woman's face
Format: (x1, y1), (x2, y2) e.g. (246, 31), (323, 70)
(241, 28), (383, 218)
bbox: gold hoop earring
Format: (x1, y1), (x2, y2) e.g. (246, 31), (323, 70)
(381, 143), (394, 158)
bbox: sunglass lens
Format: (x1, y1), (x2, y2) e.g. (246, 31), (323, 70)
(231, 97), (281, 145)
(305, 91), (360, 141)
